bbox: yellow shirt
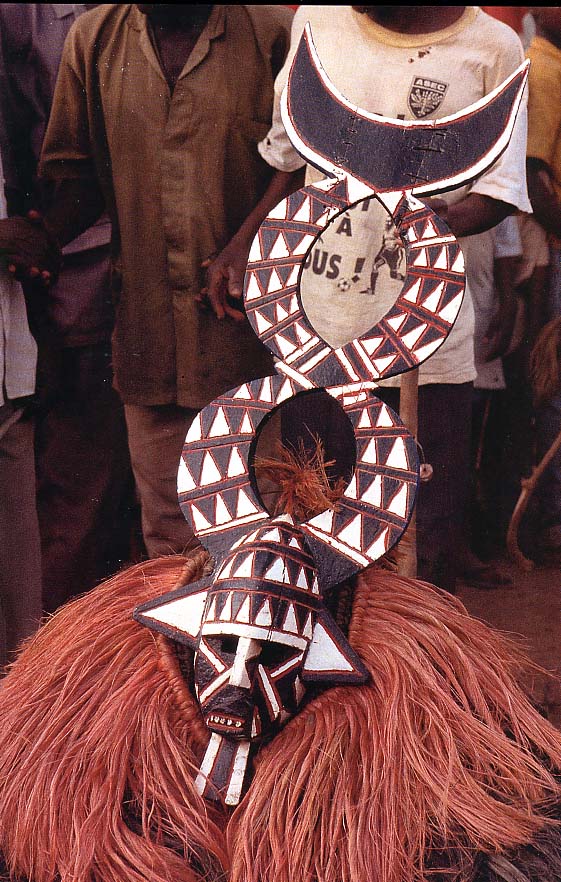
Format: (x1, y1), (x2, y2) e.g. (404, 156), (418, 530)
(526, 35), (561, 246)
(526, 36), (561, 203)
(40, 5), (292, 407)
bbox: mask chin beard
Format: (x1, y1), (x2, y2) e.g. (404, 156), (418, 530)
(195, 733), (253, 806)
(196, 701), (295, 805)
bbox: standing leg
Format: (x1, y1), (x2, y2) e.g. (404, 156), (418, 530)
(124, 403), (200, 558)
(0, 406), (42, 669)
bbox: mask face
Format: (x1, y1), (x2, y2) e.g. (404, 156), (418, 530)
(193, 523), (317, 741)
(194, 628), (308, 740)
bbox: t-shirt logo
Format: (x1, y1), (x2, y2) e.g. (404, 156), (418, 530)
(408, 77), (448, 119)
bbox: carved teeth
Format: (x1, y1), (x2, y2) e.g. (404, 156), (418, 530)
(208, 714), (243, 728)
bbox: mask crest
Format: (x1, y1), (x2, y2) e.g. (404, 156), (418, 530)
(134, 23), (528, 805)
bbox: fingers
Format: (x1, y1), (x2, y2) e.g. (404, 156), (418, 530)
(200, 258), (246, 321)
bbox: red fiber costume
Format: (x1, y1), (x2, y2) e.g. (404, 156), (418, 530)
(1, 553), (561, 882)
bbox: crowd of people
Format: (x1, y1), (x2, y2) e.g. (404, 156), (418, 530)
(0, 4), (560, 670)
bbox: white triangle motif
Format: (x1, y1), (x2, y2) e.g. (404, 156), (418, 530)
(177, 458), (196, 493)
(303, 622), (353, 673)
(236, 488), (260, 517)
(220, 593), (233, 621)
(255, 599), (273, 626)
(186, 413), (202, 442)
(385, 437), (408, 470)
(269, 233), (290, 259)
(145, 590), (207, 639)
(264, 556), (287, 583)
(215, 495), (233, 525)
(191, 504), (212, 531)
(209, 407), (230, 438)
(388, 483), (408, 518)
(337, 513), (363, 550)
(200, 451), (222, 486)
(236, 595), (251, 623)
(233, 552), (255, 579)
(362, 474), (382, 507)
(227, 446), (246, 478)
(283, 604), (299, 634)
(233, 384), (252, 400)
(376, 404), (394, 428)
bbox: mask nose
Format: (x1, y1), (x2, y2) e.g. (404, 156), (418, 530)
(228, 637), (261, 688)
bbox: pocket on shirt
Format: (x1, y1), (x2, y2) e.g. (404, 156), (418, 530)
(234, 116), (271, 144)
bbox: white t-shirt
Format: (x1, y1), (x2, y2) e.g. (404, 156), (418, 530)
(258, 6), (531, 387)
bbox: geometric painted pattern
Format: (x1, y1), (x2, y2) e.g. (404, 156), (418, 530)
(178, 374), (418, 576)
(244, 185), (465, 389)
(203, 519), (322, 646)
(283, 24), (530, 198)
(135, 28), (528, 808)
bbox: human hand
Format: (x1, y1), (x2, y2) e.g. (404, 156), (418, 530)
(198, 239), (249, 321)
(484, 295), (521, 362)
(0, 211), (62, 286)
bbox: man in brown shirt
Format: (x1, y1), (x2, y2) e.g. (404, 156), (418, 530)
(2, 4), (299, 557)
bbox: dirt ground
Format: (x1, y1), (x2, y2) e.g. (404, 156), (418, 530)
(458, 558), (561, 729)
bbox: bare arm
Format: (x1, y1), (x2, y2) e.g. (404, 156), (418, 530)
(200, 168), (305, 320)
(426, 193), (515, 238)
(526, 157), (561, 241)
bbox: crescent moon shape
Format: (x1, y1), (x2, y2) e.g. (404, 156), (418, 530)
(281, 22), (529, 195)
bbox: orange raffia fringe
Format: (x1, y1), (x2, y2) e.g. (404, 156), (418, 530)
(229, 568), (561, 882)
(1, 561), (561, 882)
(253, 437), (347, 521)
(0, 552), (228, 882)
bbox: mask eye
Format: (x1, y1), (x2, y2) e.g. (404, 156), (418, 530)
(259, 643), (296, 668)
(207, 635), (239, 657)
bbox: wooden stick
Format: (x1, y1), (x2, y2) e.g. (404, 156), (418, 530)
(506, 425), (561, 571)
(398, 368), (419, 578)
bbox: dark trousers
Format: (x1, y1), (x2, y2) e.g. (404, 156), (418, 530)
(0, 406), (42, 668)
(34, 343), (138, 613)
(377, 382), (472, 593)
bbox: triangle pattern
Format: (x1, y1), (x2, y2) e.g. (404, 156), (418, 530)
(385, 437), (408, 470)
(209, 407), (231, 439)
(215, 494), (233, 525)
(233, 384), (252, 400)
(236, 488), (260, 517)
(191, 504), (212, 532)
(438, 291), (463, 324)
(303, 621), (354, 674)
(227, 446), (247, 478)
(336, 513), (363, 550)
(177, 458), (196, 493)
(283, 604), (299, 634)
(143, 590), (207, 639)
(220, 593), (233, 621)
(268, 268), (285, 294)
(451, 251), (465, 273)
(200, 451), (222, 487)
(233, 552), (255, 579)
(362, 474), (382, 507)
(402, 278), (422, 303)
(362, 336), (383, 356)
(434, 246), (449, 270)
(387, 483), (408, 518)
(255, 598), (273, 627)
(245, 273), (264, 302)
(236, 595), (251, 623)
(264, 556), (287, 583)
(365, 527), (389, 560)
